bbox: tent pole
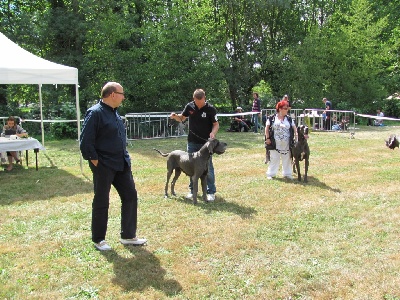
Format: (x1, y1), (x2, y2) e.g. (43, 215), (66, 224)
(75, 84), (83, 173)
(39, 84), (44, 146)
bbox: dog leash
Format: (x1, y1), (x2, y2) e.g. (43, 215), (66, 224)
(173, 113), (210, 143)
(189, 130), (209, 143)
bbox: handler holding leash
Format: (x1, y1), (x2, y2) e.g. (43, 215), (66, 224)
(265, 100), (297, 180)
(170, 89), (219, 202)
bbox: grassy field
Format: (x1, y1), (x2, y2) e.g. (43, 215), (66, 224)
(1, 125), (399, 299)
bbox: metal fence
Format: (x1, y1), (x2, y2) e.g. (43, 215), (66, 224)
(125, 112), (188, 140)
(301, 109), (355, 132)
(263, 108), (355, 131)
(124, 109), (356, 140)
(2, 108), (357, 141)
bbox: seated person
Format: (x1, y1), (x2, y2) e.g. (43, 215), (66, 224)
(230, 107), (252, 132)
(339, 115), (350, 131)
(2, 116), (28, 171)
(374, 109), (384, 126)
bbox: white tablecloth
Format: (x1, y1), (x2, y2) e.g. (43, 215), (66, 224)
(0, 137), (45, 152)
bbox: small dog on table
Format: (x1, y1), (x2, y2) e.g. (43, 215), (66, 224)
(291, 124), (310, 182)
(385, 134), (399, 150)
(154, 139), (227, 204)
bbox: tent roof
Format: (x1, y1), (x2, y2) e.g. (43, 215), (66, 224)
(0, 32), (78, 85)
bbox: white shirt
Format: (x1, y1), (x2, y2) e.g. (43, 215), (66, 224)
(266, 115), (294, 152)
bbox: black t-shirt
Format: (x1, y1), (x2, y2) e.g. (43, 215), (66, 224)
(325, 100), (332, 117)
(182, 101), (218, 144)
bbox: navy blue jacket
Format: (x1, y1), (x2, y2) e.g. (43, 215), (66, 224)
(80, 100), (130, 171)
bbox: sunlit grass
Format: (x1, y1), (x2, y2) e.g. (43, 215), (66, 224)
(1, 125), (399, 299)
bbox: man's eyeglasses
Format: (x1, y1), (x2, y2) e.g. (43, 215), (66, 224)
(114, 91), (124, 95)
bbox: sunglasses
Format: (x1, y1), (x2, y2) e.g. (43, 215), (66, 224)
(114, 91), (125, 95)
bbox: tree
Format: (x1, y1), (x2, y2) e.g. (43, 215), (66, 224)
(282, 0), (391, 112)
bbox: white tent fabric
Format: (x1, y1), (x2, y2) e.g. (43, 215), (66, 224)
(0, 33), (78, 84)
(0, 32), (80, 154)
(0, 32), (82, 170)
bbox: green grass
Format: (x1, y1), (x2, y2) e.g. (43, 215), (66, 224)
(1, 125), (400, 299)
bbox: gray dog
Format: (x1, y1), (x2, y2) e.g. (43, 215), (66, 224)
(291, 124), (310, 182)
(154, 139), (227, 204)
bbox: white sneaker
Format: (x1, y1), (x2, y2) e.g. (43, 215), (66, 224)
(120, 237), (147, 246)
(267, 176), (273, 180)
(207, 194), (215, 202)
(94, 240), (112, 251)
(186, 193), (193, 200)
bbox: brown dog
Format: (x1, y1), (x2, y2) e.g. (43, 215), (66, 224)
(291, 125), (310, 182)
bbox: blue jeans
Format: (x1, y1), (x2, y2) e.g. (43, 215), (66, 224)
(252, 113), (260, 133)
(187, 142), (216, 194)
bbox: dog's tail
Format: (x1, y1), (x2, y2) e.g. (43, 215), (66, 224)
(153, 148), (170, 157)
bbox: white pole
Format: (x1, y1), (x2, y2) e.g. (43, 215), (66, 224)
(39, 84), (44, 146)
(75, 84), (83, 173)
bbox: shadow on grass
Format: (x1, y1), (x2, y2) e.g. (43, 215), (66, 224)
(273, 176), (342, 193)
(101, 247), (182, 297)
(173, 196), (257, 219)
(0, 165), (92, 205)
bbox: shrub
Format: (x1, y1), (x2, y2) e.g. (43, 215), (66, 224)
(49, 103), (78, 139)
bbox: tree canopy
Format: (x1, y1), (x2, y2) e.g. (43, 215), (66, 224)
(1, 0), (398, 116)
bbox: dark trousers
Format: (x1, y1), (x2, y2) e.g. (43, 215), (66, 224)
(89, 161), (138, 243)
(323, 117), (331, 130)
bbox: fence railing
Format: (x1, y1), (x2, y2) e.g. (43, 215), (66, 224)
(2, 108), (358, 141)
(125, 112), (188, 140)
(301, 109), (356, 132)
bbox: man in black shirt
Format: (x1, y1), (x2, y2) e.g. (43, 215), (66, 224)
(170, 89), (220, 202)
(80, 82), (147, 251)
(251, 92), (262, 133)
(322, 97), (332, 130)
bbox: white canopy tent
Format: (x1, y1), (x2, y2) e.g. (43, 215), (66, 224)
(0, 32), (80, 148)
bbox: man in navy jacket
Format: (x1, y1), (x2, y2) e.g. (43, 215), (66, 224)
(80, 82), (147, 251)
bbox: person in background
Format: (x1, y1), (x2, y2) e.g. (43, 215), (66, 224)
(2, 116), (27, 171)
(374, 109), (384, 126)
(265, 100), (297, 180)
(170, 89), (219, 202)
(251, 92), (262, 133)
(282, 94), (291, 110)
(322, 97), (332, 130)
(80, 82), (147, 251)
(230, 106), (251, 132)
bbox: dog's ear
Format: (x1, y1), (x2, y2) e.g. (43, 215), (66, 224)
(385, 137), (390, 147)
(297, 125), (303, 134)
(386, 135), (396, 149)
(207, 140), (214, 154)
